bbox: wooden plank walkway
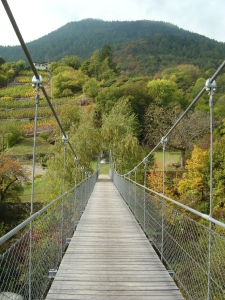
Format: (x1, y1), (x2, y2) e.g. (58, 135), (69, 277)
(46, 174), (184, 300)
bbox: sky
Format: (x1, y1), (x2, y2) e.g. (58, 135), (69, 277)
(0, 0), (225, 46)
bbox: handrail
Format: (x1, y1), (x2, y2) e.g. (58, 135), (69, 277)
(115, 171), (225, 229)
(0, 173), (97, 246)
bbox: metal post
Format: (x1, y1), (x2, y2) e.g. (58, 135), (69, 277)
(61, 135), (68, 259)
(74, 157), (79, 227)
(205, 79), (217, 300)
(134, 167), (137, 215)
(144, 158), (148, 232)
(81, 167), (85, 214)
(161, 136), (168, 261)
(128, 173), (131, 207)
(29, 76), (42, 300)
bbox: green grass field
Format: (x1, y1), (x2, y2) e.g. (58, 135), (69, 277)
(7, 136), (53, 156)
(99, 163), (110, 174)
(153, 151), (181, 170)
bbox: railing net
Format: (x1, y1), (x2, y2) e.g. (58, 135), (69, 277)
(113, 171), (225, 300)
(0, 172), (98, 300)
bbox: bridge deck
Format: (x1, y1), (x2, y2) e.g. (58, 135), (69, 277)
(46, 174), (184, 300)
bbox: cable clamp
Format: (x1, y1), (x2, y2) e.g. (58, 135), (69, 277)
(62, 135), (69, 144)
(205, 78), (217, 92)
(32, 75), (43, 92)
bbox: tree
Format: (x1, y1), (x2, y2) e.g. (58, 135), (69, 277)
(144, 105), (210, 167)
(53, 69), (89, 97)
(0, 154), (28, 220)
(5, 123), (23, 148)
(211, 138), (225, 213)
(147, 79), (184, 107)
(101, 99), (144, 174)
(83, 78), (99, 98)
(0, 73), (7, 88)
(44, 109), (101, 200)
(162, 64), (200, 91)
(99, 44), (118, 73)
(177, 145), (209, 210)
(58, 55), (81, 70)
(121, 79), (152, 127)
(96, 84), (123, 114)
(0, 56), (5, 66)
(15, 60), (26, 72)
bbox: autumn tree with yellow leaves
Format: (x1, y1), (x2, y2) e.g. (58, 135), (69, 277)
(178, 145), (209, 211)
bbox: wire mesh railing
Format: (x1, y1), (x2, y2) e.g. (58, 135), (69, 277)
(112, 171), (225, 300)
(0, 171), (98, 300)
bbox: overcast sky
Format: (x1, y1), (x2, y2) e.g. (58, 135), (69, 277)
(0, 0), (224, 46)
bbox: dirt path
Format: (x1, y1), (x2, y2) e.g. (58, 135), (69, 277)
(23, 164), (46, 180)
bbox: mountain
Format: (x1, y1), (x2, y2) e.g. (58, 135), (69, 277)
(1, 19), (225, 75)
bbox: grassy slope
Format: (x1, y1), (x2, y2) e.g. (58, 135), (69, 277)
(20, 179), (48, 203)
(154, 151), (181, 170)
(7, 136), (53, 156)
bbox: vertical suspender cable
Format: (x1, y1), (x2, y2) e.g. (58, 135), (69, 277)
(61, 136), (68, 259)
(143, 159), (148, 232)
(134, 167), (137, 215)
(161, 137), (167, 261)
(206, 79), (216, 300)
(28, 91), (39, 300)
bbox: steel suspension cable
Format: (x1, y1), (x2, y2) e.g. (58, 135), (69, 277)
(28, 91), (39, 300)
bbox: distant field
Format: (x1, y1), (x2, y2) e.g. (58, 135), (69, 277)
(7, 136), (54, 156)
(99, 162), (110, 174)
(154, 151), (181, 170)
(91, 160), (110, 175)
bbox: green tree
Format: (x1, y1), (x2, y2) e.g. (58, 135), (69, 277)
(2, 123), (23, 149)
(121, 78), (152, 126)
(58, 55), (81, 70)
(0, 56), (5, 66)
(86, 50), (101, 79)
(0, 73), (7, 88)
(99, 44), (118, 73)
(53, 69), (88, 97)
(101, 99), (144, 173)
(147, 79), (185, 107)
(96, 84), (123, 114)
(83, 78), (99, 98)
(45, 109), (101, 200)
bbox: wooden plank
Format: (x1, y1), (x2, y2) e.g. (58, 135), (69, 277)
(46, 174), (184, 300)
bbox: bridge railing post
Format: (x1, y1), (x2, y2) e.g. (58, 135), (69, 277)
(205, 78), (217, 300)
(143, 158), (148, 232)
(134, 167), (137, 215)
(161, 136), (168, 262)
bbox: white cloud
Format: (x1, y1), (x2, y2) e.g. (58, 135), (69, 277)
(0, 0), (224, 46)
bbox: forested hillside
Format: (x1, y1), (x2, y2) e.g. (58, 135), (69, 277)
(0, 19), (225, 76)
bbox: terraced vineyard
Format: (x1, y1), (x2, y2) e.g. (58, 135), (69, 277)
(0, 69), (83, 204)
(0, 70), (79, 136)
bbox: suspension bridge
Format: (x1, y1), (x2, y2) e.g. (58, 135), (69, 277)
(1, 0), (225, 299)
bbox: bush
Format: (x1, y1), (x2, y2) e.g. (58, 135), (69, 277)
(5, 125), (23, 148)
(39, 132), (49, 141)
